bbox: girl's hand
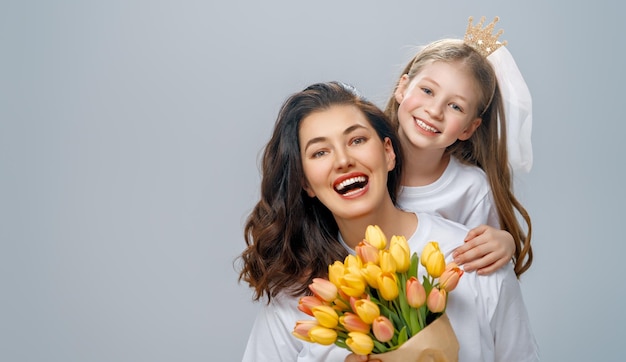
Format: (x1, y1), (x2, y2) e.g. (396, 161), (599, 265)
(452, 225), (515, 275)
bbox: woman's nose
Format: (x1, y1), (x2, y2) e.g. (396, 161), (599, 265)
(334, 148), (354, 170)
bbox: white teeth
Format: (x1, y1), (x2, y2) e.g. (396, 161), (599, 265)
(415, 119), (439, 133)
(335, 176), (366, 191)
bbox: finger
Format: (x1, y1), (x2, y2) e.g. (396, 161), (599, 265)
(453, 235), (488, 256)
(462, 251), (500, 273)
(476, 255), (510, 275)
(453, 240), (490, 264)
(464, 224), (489, 241)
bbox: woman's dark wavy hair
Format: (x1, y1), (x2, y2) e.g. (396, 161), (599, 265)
(238, 81), (404, 302)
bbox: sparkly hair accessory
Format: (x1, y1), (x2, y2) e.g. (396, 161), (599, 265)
(464, 16), (507, 58)
(467, 16), (533, 173)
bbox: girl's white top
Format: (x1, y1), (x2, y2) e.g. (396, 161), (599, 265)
(397, 156), (500, 228)
(241, 213), (539, 362)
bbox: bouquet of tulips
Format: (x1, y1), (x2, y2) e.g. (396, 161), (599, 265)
(292, 225), (463, 358)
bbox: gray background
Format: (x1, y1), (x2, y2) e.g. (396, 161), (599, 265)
(1, 1), (624, 361)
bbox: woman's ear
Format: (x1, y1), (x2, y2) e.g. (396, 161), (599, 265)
(394, 74), (411, 104)
(303, 180), (316, 198)
(384, 137), (396, 171)
(458, 117), (482, 141)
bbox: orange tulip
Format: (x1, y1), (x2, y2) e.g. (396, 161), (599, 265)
(309, 277), (338, 302)
(426, 287), (447, 313)
(440, 262), (464, 292)
(292, 320), (318, 342)
(339, 312), (371, 334)
(372, 316), (395, 342)
(298, 295), (325, 316)
(406, 276), (426, 308)
(356, 240), (380, 264)
(346, 332), (374, 355)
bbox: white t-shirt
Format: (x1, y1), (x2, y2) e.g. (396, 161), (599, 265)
(397, 157), (500, 228)
(241, 213), (539, 362)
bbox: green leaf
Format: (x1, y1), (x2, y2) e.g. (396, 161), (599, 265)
(409, 253), (419, 279)
(397, 326), (408, 346)
(409, 305), (420, 335)
(335, 339), (348, 349)
(373, 339), (389, 353)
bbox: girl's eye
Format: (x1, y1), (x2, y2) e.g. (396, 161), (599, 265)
(421, 87), (433, 96)
(449, 103), (464, 113)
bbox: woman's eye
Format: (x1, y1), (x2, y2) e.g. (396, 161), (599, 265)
(312, 150), (327, 158)
(351, 136), (367, 146)
(421, 87), (433, 96)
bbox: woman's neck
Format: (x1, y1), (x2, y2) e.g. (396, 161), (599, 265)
(335, 204), (417, 249)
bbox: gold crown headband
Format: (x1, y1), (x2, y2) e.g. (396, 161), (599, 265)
(463, 16), (534, 173)
(464, 16), (507, 57)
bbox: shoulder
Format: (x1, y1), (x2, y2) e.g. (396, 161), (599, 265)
(413, 212), (468, 255)
(450, 157), (489, 186)
(242, 292), (304, 361)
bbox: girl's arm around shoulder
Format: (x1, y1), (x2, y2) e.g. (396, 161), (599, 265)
(453, 225), (515, 275)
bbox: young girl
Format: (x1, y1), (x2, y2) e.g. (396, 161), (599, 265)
(386, 17), (533, 277)
(238, 81), (538, 361)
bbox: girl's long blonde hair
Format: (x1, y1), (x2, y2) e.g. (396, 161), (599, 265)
(385, 39), (532, 277)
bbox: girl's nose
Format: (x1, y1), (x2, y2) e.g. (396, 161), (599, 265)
(426, 99), (444, 120)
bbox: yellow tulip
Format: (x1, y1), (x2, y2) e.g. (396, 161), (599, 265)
(354, 298), (380, 324)
(389, 235), (410, 273)
(421, 242), (445, 278)
(339, 271), (366, 298)
(426, 287), (447, 313)
(339, 312), (371, 334)
(372, 316), (395, 343)
(292, 320), (318, 342)
(309, 277), (338, 302)
(406, 276), (426, 308)
(332, 296), (351, 312)
(328, 261), (346, 288)
(440, 262), (464, 292)
(356, 240), (380, 265)
(344, 254), (363, 270)
(420, 241), (438, 266)
(379, 249), (397, 274)
(365, 225), (387, 250)
(312, 305), (339, 329)
(346, 332), (374, 355)
(361, 263), (382, 289)
(376, 271), (399, 301)
(309, 326), (338, 345)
